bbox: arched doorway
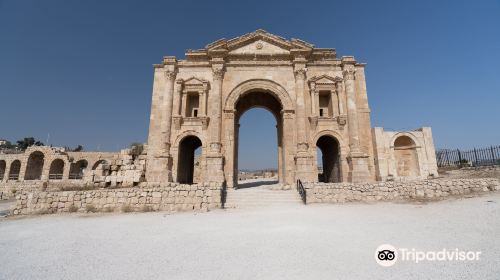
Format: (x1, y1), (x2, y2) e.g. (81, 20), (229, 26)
(69, 160), (88, 180)
(394, 135), (420, 177)
(0, 160), (6, 181)
(232, 91), (284, 188)
(25, 151), (45, 180)
(9, 160), (21, 181)
(177, 135), (202, 184)
(92, 160), (109, 170)
(49, 159), (65, 180)
(316, 135), (341, 183)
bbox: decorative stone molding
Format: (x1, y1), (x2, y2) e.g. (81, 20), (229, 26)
(225, 79), (295, 112)
(309, 116), (318, 128)
(172, 116), (183, 130)
(212, 65), (225, 81)
(281, 109), (295, 119)
(342, 65), (356, 81)
(297, 142), (309, 152)
(293, 68), (307, 80)
(164, 70), (177, 81)
(200, 116), (209, 130)
(209, 142), (222, 153)
(337, 115), (347, 127)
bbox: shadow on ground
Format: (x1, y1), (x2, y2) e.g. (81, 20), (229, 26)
(236, 180), (278, 189)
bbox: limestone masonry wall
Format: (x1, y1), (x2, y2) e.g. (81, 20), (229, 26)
(304, 178), (499, 203)
(13, 182), (223, 215)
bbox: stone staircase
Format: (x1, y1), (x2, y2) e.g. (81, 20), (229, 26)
(224, 180), (303, 208)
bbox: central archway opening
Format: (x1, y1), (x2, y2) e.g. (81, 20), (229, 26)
(316, 135), (341, 183)
(234, 91), (283, 188)
(177, 135), (202, 184)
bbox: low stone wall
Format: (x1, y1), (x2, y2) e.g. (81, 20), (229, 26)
(13, 182), (223, 215)
(304, 178), (500, 203)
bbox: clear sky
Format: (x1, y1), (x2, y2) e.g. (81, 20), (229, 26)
(1, 0), (499, 170)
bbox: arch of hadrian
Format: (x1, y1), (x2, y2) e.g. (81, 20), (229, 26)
(146, 30), (439, 188)
(0, 30), (439, 189)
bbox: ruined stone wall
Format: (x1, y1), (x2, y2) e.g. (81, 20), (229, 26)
(304, 178), (499, 203)
(12, 182), (223, 215)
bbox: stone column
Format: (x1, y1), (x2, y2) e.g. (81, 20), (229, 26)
(162, 71), (177, 154)
(3, 162), (10, 182)
(205, 64), (225, 183)
(146, 58), (177, 183)
(293, 65), (315, 182)
(336, 82), (345, 115)
(63, 160), (71, 181)
(343, 60), (371, 182)
(309, 82), (318, 116)
(181, 91), (188, 117)
(331, 88), (339, 117)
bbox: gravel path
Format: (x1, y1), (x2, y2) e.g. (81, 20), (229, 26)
(1, 192), (499, 279)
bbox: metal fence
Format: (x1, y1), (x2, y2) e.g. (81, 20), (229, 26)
(436, 145), (500, 167)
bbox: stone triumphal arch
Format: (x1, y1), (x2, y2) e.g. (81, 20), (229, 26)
(145, 30), (439, 188)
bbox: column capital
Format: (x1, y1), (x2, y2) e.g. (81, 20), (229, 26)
(212, 65), (225, 81)
(293, 68), (307, 80)
(342, 65), (356, 81)
(164, 70), (177, 82)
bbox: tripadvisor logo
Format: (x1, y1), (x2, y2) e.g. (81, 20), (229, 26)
(375, 244), (482, 267)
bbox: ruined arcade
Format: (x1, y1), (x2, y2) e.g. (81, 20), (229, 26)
(145, 30), (439, 188)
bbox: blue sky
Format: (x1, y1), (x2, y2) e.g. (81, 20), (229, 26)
(1, 0), (499, 170)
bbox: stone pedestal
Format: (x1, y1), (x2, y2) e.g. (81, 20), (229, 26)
(146, 156), (172, 183)
(205, 154), (225, 183)
(347, 151), (371, 183)
(294, 152), (316, 182)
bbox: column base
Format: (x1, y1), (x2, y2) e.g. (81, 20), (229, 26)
(347, 151), (372, 183)
(146, 155), (173, 184)
(205, 154), (225, 183)
(294, 153), (316, 182)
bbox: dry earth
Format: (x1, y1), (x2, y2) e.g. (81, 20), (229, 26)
(1, 186), (499, 280)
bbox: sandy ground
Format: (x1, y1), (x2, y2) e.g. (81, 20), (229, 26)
(1, 192), (499, 279)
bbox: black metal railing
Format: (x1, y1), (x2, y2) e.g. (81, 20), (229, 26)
(436, 145), (500, 167)
(296, 179), (306, 204)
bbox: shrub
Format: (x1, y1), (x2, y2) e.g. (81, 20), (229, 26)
(121, 204), (133, 213)
(68, 205), (78, 213)
(11, 188), (17, 194)
(141, 205), (153, 212)
(85, 204), (97, 213)
(35, 208), (50, 215)
(102, 206), (114, 213)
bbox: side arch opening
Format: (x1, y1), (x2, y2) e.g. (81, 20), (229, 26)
(25, 151), (45, 180)
(177, 135), (202, 184)
(316, 135), (341, 183)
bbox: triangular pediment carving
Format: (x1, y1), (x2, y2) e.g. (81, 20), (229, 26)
(206, 29), (313, 55)
(309, 74), (343, 85)
(183, 77), (208, 86)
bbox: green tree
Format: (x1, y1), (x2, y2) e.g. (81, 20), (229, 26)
(16, 137), (43, 151)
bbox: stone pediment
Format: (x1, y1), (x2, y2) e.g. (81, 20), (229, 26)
(309, 75), (342, 85)
(183, 77), (208, 86)
(205, 29), (313, 56)
(228, 39), (290, 55)
(180, 77), (209, 92)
